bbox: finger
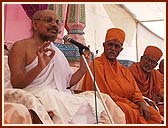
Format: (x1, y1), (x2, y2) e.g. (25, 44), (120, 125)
(42, 48), (53, 53)
(43, 41), (51, 47)
(83, 48), (90, 53)
(144, 111), (151, 120)
(83, 50), (91, 58)
(36, 46), (43, 55)
(39, 41), (51, 52)
(49, 50), (55, 59)
(43, 48), (55, 58)
(139, 108), (143, 116)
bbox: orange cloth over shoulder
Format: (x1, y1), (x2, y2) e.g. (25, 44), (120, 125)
(159, 72), (164, 97)
(129, 62), (164, 116)
(82, 53), (162, 124)
(129, 63), (163, 101)
(129, 46), (164, 116)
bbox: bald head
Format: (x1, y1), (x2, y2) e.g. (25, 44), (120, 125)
(32, 9), (57, 21)
(32, 9), (59, 42)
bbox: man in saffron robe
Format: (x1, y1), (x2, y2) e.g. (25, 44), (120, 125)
(129, 46), (164, 116)
(82, 28), (162, 124)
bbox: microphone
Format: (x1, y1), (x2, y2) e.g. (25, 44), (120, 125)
(63, 35), (90, 55)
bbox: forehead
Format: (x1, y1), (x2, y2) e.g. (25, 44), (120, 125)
(104, 39), (122, 46)
(35, 10), (57, 19)
(143, 55), (157, 62)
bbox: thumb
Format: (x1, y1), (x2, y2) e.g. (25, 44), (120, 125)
(139, 108), (143, 116)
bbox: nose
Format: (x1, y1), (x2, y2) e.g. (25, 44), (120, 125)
(50, 22), (60, 32)
(110, 44), (116, 50)
(148, 60), (153, 65)
(51, 21), (58, 26)
(148, 61), (156, 66)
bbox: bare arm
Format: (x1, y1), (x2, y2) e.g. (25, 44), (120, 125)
(69, 50), (91, 87)
(136, 101), (151, 120)
(9, 42), (40, 88)
(9, 41), (55, 89)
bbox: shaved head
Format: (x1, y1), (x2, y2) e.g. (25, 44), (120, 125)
(32, 9), (59, 42)
(32, 9), (57, 20)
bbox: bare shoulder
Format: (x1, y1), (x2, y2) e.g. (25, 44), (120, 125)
(9, 37), (39, 67)
(10, 38), (35, 57)
(11, 38), (32, 51)
(9, 38), (33, 65)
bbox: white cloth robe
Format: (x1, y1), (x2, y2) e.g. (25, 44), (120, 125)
(22, 42), (125, 124)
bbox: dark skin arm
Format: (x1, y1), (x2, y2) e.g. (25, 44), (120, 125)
(69, 49), (91, 88)
(136, 101), (151, 120)
(9, 41), (55, 88)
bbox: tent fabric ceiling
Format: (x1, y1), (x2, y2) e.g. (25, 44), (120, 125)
(123, 2), (165, 22)
(120, 2), (165, 38)
(4, 3), (165, 62)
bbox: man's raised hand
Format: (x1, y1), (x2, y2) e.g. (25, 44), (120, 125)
(36, 41), (55, 69)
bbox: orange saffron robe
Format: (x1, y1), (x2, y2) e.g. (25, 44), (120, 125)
(82, 53), (161, 124)
(156, 69), (164, 99)
(129, 62), (164, 116)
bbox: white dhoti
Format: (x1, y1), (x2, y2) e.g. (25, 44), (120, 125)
(26, 88), (106, 124)
(20, 43), (125, 124)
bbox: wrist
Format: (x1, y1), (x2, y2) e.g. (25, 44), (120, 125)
(136, 101), (146, 107)
(36, 63), (45, 71)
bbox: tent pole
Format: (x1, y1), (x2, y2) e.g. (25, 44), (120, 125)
(136, 21), (139, 62)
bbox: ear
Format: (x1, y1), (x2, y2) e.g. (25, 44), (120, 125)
(32, 21), (37, 31)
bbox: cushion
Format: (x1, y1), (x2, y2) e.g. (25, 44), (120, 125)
(4, 56), (12, 89)
(118, 59), (135, 67)
(54, 43), (80, 62)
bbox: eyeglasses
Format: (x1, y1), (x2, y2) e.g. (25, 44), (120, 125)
(143, 55), (158, 66)
(105, 41), (122, 50)
(35, 17), (60, 26)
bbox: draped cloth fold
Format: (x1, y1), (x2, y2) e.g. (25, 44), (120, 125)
(82, 53), (162, 124)
(24, 43), (73, 92)
(129, 63), (162, 101)
(4, 102), (32, 124)
(13, 42), (124, 124)
(4, 88), (53, 124)
(129, 62), (164, 116)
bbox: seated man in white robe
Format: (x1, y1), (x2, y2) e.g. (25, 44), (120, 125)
(8, 9), (125, 124)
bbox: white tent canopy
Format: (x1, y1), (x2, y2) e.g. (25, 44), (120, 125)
(124, 3), (165, 21)
(83, 2), (165, 62)
(123, 2), (165, 38)
(3, 2), (165, 63)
